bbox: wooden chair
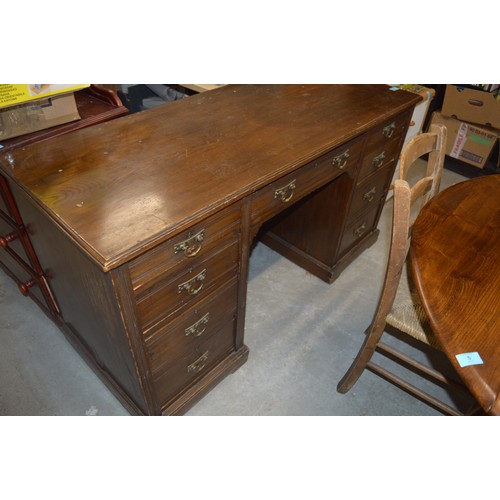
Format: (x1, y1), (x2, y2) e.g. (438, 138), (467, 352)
(336, 123), (479, 415)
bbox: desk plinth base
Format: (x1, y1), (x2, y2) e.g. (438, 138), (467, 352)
(260, 229), (380, 284)
(55, 315), (249, 416)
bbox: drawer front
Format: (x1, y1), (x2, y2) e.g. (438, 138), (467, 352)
(349, 164), (392, 219)
(364, 112), (410, 151)
(135, 241), (239, 335)
(151, 317), (236, 408)
(146, 279), (238, 373)
(250, 137), (363, 228)
(129, 204), (240, 287)
(357, 112), (409, 182)
(338, 205), (381, 256)
(358, 141), (401, 182)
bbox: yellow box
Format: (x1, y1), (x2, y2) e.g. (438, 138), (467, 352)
(0, 84), (89, 109)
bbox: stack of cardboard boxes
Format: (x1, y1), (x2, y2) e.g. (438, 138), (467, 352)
(0, 84), (89, 142)
(429, 84), (499, 170)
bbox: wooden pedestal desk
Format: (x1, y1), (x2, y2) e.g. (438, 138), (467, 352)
(0, 85), (420, 415)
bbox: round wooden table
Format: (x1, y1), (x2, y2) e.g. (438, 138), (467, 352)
(410, 174), (500, 415)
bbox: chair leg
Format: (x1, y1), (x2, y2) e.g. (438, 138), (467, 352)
(337, 323), (385, 393)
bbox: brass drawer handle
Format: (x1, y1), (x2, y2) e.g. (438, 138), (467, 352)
(187, 351), (209, 373)
(363, 187), (377, 203)
(174, 229), (205, 257)
(185, 312), (210, 337)
(382, 122), (396, 138)
(178, 269), (207, 296)
(372, 152), (386, 169)
(275, 179), (296, 203)
(331, 150), (350, 169)
(353, 223), (367, 238)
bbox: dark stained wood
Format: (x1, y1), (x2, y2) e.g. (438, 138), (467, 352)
(0, 85), (420, 415)
(261, 171), (358, 281)
(8, 181), (152, 414)
(261, 108), (412, 283)
(410, 175), (500, 415)
(134, 241), (239, 335)
(0, 85), (420, 271)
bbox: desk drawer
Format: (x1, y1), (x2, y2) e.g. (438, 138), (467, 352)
(364, 112), (409, 151)
(349, 164), (392, 219)
(338, 205), (380, 256)
(358, 143), (400, 183)
(129, 204), (240, 287)
(357, 113), (409, 182)
(151, 317), (236, 408)
(250, 137), (363, 228)
(146, 279), (238, 374)
(135, 241), (239, 335)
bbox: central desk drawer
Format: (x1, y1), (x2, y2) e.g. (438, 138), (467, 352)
(134, 241), (239, 335)
(250, 137), (363, 228)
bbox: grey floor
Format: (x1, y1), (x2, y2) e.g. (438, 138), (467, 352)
(0, 163), (468, 416)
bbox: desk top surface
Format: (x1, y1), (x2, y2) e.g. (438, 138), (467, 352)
(410, 175), (500, 415)
(0, 84), (419, 270)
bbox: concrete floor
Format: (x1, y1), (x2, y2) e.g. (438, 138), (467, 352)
(0, 163), (468, 416)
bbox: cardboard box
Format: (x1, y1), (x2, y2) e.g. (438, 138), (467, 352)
(0, 93), (81, 141)
(441, 84), (500, 130)
(429, 112), (498, 169)
(0, 84), (89, 109)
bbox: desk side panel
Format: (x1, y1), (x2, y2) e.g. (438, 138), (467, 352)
(9, 182), (149, 415)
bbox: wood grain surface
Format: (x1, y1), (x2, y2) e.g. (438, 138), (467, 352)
(0, 85), (420, 270)
(410, 175), (500, 414)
